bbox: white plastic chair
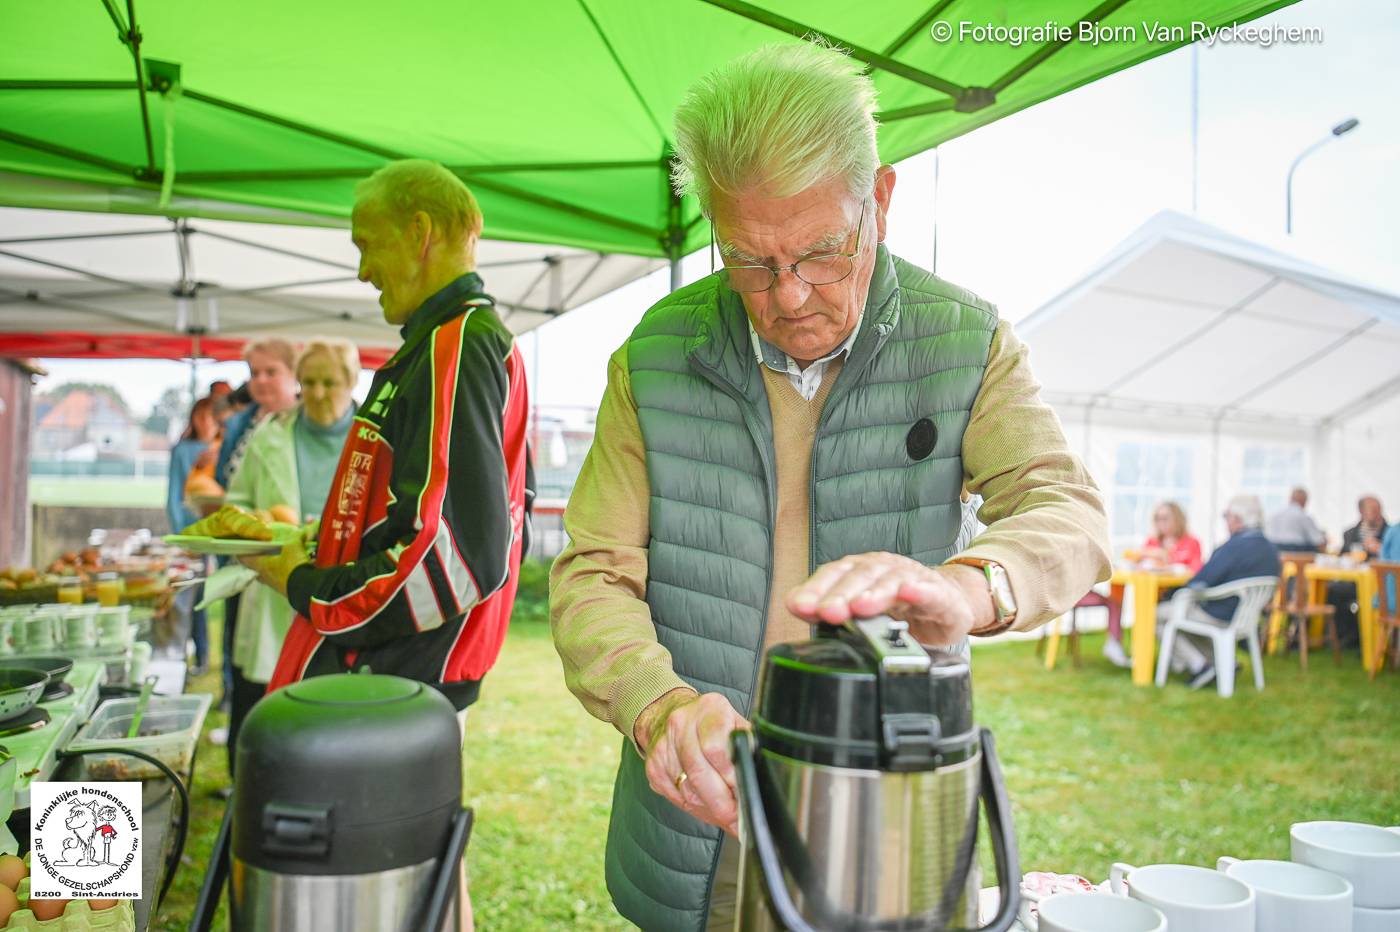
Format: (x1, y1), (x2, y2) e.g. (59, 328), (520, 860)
(1154, 576), (1281, 698)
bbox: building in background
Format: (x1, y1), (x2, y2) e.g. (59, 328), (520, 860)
(31, 385), (167, 480)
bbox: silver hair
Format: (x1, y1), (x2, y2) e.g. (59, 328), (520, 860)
(296, 337), (361, 387)
(1225, 494), (1265, 528)
(354, 160), (484, 248)
(671, 39), (880, 216)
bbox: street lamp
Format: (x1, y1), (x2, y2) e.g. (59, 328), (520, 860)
(1286, 118), (1360, 234)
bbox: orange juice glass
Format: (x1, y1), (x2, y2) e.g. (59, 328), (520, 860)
(96, 573), (125, 607)
(57, 576), (83, 604)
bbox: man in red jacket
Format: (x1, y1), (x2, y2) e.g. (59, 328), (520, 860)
(223, 159), (533, 714)
(214, 159), (533, 930)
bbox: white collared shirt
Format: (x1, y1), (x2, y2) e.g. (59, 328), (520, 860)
(747, 314), (863, 401)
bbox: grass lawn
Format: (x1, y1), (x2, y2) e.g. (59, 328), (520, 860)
(29, 477), (166, 508)
(151, 601), (1400, 931)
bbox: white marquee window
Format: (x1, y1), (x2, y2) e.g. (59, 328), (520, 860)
(1240, 446), (1306, 518)
(1109, 441), (1195, 555)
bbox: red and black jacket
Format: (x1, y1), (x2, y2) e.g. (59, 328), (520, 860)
(270, 273), (533, 709)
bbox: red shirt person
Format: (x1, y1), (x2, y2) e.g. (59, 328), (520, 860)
(1097, 500), (1202, 667)
(1140, 500), (1204, 572)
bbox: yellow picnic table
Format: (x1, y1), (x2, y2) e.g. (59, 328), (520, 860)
(1112, 566), (1193, 686)
(1268, 562), (1381, 675)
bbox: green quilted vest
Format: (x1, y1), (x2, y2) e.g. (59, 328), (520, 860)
(608, 245), (997, 930)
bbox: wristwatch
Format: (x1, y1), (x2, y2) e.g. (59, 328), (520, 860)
(949, 558), (1017, 633)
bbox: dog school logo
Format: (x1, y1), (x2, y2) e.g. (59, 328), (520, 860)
(29, 783), (142, 899)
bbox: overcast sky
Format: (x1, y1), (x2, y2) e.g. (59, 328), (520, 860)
(31, 0), (1399, 423)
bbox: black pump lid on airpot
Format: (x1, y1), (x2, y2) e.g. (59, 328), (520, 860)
(233, 673), (463, 875)
(752, 618), (976, 772)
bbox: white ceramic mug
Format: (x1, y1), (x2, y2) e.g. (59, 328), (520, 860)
(1218, 856), (1353, 932)
(1354, 904), (1400, 932)
(1023, 892), (1166, 932)
(1292, 822), (1400, 909)
(1111, 862), (1255, 932)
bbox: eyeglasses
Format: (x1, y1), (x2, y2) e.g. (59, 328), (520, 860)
(711, 201), (867, 293)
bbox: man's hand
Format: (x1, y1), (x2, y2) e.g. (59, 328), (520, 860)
(786, 552), (993, 645)
(239, 535), (312, 598)
(636, 690), (748, 837)
(180, 505), (273, 541)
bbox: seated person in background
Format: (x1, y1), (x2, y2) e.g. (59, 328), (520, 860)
(1331, 495), (1390, 647)
(1098, 500), (1202, 668)
(1157, 494), (1280, 689)
(1265, 486), (1326, 553)
(1140, 500), (1203, 571)
(1342, 495), (1388, 560)
(1381, 524), (1399, 614)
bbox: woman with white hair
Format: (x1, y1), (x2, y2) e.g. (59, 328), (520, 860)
(222, 337), (361, 770)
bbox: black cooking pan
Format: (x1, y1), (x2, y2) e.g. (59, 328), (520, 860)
(0, 669), (49, 722)
(0, 657), (72, 701)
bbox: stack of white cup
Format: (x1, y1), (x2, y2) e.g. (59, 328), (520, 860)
(1017, 821), (1399, 932)
(1290, 821), (1400, 932)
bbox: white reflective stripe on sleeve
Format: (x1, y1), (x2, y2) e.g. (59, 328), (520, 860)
(403, 562), (444, 632)
(435, 521), (481, 610)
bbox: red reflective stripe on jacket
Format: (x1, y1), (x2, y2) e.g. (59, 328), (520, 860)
(305, 314), (465, 634)
(441, 342), (529, 682)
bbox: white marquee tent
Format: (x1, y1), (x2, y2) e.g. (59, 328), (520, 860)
(0, 202), (663, 365)
(1020, 210), (1400, 552)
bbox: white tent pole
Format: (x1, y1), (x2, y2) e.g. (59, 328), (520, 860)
(188, 332), (200, 403)
(665, 174), (684, 293)
(1339, 428), (1348, 543)
(931, 147), (941, 274)
(1209, 414), (1223, 550)
(1310, 424), (1334, 549)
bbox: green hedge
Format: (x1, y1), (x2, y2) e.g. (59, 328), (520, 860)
(512, 557), (551, 624)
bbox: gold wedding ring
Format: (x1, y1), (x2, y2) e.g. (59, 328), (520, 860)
(674, 771), (688, 791)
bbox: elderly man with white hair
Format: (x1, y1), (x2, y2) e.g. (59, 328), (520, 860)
(1157, 494), (1282, 689)
(549, 42), (1110, 930)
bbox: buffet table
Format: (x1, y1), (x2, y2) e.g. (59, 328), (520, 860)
(0, 622), (197, 931)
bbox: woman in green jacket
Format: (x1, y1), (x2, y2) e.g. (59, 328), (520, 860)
(224, 338), (360, 770)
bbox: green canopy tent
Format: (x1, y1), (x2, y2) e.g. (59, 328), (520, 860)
(0, 1), (1302, 567)
(3, 0), (1298, 277)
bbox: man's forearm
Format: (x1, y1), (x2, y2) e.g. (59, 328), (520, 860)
(548, 537), (690, 740)
(548, 342), (684, 740)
